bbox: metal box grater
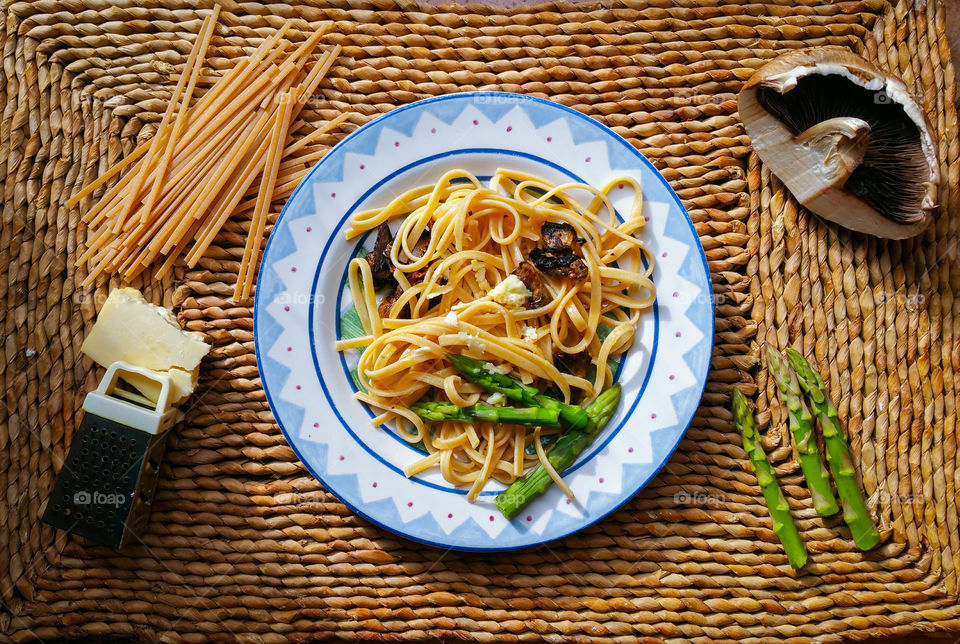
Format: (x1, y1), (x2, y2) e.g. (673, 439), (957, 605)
(42, 417), (169, 548)
(42, 362), (180, 549)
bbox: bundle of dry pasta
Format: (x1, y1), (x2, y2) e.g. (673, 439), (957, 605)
(70, 7), (347, 300)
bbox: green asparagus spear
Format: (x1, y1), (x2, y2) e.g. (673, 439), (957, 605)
(495, 384), (621, 519)
(765, 346), (840, 517)
(446, 353), (593, 432)
(410, 401), (561, 427)
(731, 388), (808, 569)
(784, 349), (881, 551)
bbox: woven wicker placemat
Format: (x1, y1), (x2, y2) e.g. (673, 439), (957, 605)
(2, 0), (959, 642)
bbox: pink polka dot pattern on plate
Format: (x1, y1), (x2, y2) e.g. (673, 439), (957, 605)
(254, 92), (715, 551)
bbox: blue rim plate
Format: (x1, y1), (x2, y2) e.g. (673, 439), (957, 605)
(254, 92), (713, 551)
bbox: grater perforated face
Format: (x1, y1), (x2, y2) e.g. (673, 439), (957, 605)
(43, 413), (167, 548)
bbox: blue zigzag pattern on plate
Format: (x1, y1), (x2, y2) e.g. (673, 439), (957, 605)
(254, 92), (714, 550)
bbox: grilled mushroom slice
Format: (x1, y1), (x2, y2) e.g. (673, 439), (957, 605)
(554, 350), (591, 380)
(530, 248), (587, 280)
(410, 231), (430, 259)
(404, 230), (433, 285)
(541, 222), (583, 253)
(366, 226), (435, 289)
(530, 222), (588, 280)
(511, 260), (547, 308)
(378, 285), (406, 319)
(738, 46), (939, 239)
(365, 223), (395, 287)
(376, 228), (440, 319)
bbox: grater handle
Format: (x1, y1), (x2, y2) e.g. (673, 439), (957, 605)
(83, 362), (179, 434)
(98, 361), (173, 413)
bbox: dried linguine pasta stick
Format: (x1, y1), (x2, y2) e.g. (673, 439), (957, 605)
(74, 12), (345, 287)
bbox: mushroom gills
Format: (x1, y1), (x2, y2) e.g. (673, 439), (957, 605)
(757, 74), (929, 225)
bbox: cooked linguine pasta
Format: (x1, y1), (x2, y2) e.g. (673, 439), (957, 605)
(336, 168), (655, 501)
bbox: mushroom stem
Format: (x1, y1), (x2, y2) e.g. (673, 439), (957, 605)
(795, 117), (871, 186)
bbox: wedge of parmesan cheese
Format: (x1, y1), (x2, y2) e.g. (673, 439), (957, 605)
(81, 288), (210, 403)
(120, 367), (199, 405)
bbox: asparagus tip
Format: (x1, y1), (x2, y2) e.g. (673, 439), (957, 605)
(445, 352), (470, 366)
(784, 348), (818, 382)
(764, 344), (784, 369)
(731, 387), (749, 422)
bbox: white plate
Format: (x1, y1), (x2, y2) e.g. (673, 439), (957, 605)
(254, 93), (713, 550)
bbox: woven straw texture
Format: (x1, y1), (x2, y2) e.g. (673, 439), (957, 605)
(2, 0), (959, 642)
